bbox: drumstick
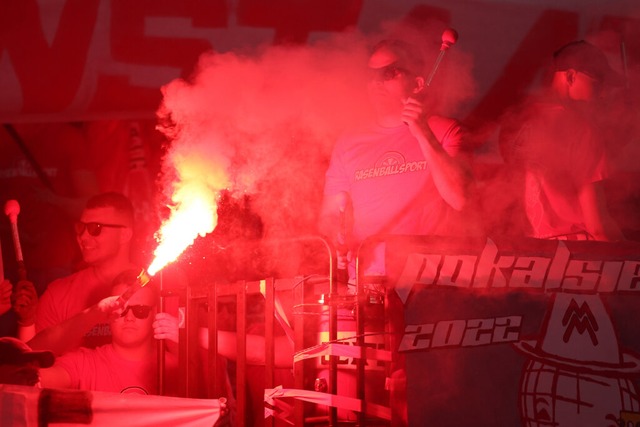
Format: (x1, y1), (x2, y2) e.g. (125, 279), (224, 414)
(4, 199), (27, 280)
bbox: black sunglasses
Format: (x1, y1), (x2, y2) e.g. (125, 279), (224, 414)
(75, 221), (127, 237)
(369, 64), (412, 82)
(120, 305), (154, 319)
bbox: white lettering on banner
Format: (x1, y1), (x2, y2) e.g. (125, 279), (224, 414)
(394, 239), (640, 297)
(398, 316), (522, 351)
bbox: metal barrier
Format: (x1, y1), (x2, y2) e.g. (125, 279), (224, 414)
(181, 235), (392, 426)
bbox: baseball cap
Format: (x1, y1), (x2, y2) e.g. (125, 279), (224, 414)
(0, 337), (55, 368)
(371, 39), (426, 76)
(553, 40), (622, 85)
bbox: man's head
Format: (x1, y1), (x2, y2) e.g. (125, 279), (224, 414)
(551, 40), (620, 102)
(367, 39), (426, 118)
(0, 337), (55, 386)
(369, 39), (426, 79)
(76, 192), (134, 265)
(109, 269), (158, 350)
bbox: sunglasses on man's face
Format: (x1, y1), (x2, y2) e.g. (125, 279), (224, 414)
(369, 64), (411, 82)
(75, 221), (127, 237)
(120, 305), (154, 319)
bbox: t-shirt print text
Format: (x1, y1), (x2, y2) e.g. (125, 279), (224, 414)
(354, 151), (427, 181)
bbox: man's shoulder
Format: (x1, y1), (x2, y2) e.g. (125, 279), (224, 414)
(427, 114), (458, 126)
(59, 343), (111, 363)
(45, 268), (94, 293)
(427, 115), (464, 146)
(427, 114), (460, 132)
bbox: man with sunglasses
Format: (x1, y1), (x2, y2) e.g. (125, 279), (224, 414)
(38, 269), (178, 395)
(498, 40), (624, 241)
(27, 192), (139, 355)
(319, 38), (476, 283)
(318, 37), (478, 425)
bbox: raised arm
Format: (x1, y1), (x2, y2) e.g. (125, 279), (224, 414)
(402, 99), (474, 211)
(579, 180), (625, 242)
(198, 327), (293, 368)
(39, 364), (73, 389)
(28, 296), (120, 355)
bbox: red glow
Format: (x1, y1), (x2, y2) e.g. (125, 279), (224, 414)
(147, 157), (228, 276)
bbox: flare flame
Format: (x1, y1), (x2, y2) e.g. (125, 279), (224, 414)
(146, 152), (228, 276)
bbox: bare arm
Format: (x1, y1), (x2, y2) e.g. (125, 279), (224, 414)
(17, 325), (36, 342)
(28, 296), (120, 355)
(403, 98), (473, 211)
(39, 365), (72, 389)
(579, 181), (625, 242)
(198, 327), (293, 368)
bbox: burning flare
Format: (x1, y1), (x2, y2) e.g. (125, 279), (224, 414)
(147, 182), (219, 276)
(147, 136), (231, 276)
(116, 180), (220, 306)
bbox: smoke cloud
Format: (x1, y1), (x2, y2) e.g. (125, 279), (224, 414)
(155, 21), (478, 279)
(482, 26), (640, 241)
(157, 34), (372, 239)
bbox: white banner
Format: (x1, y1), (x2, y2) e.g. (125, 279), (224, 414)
(0, 384), (223, 427)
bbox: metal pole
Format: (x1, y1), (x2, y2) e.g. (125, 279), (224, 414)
(157, 271), (165, 395)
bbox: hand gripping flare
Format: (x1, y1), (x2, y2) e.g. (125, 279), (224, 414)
(115, 269), (151, 307)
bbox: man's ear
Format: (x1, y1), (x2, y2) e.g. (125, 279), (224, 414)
(565, 69), (577, 86)
(413, 76), (425, 94)
(120, 226), (133, 244)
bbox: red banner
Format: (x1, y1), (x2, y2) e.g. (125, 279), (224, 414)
(0, 0), (637, 122)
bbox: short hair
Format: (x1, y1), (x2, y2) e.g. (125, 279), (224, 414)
(371, 39), (426, 76)
(85, 192), (134, 226)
